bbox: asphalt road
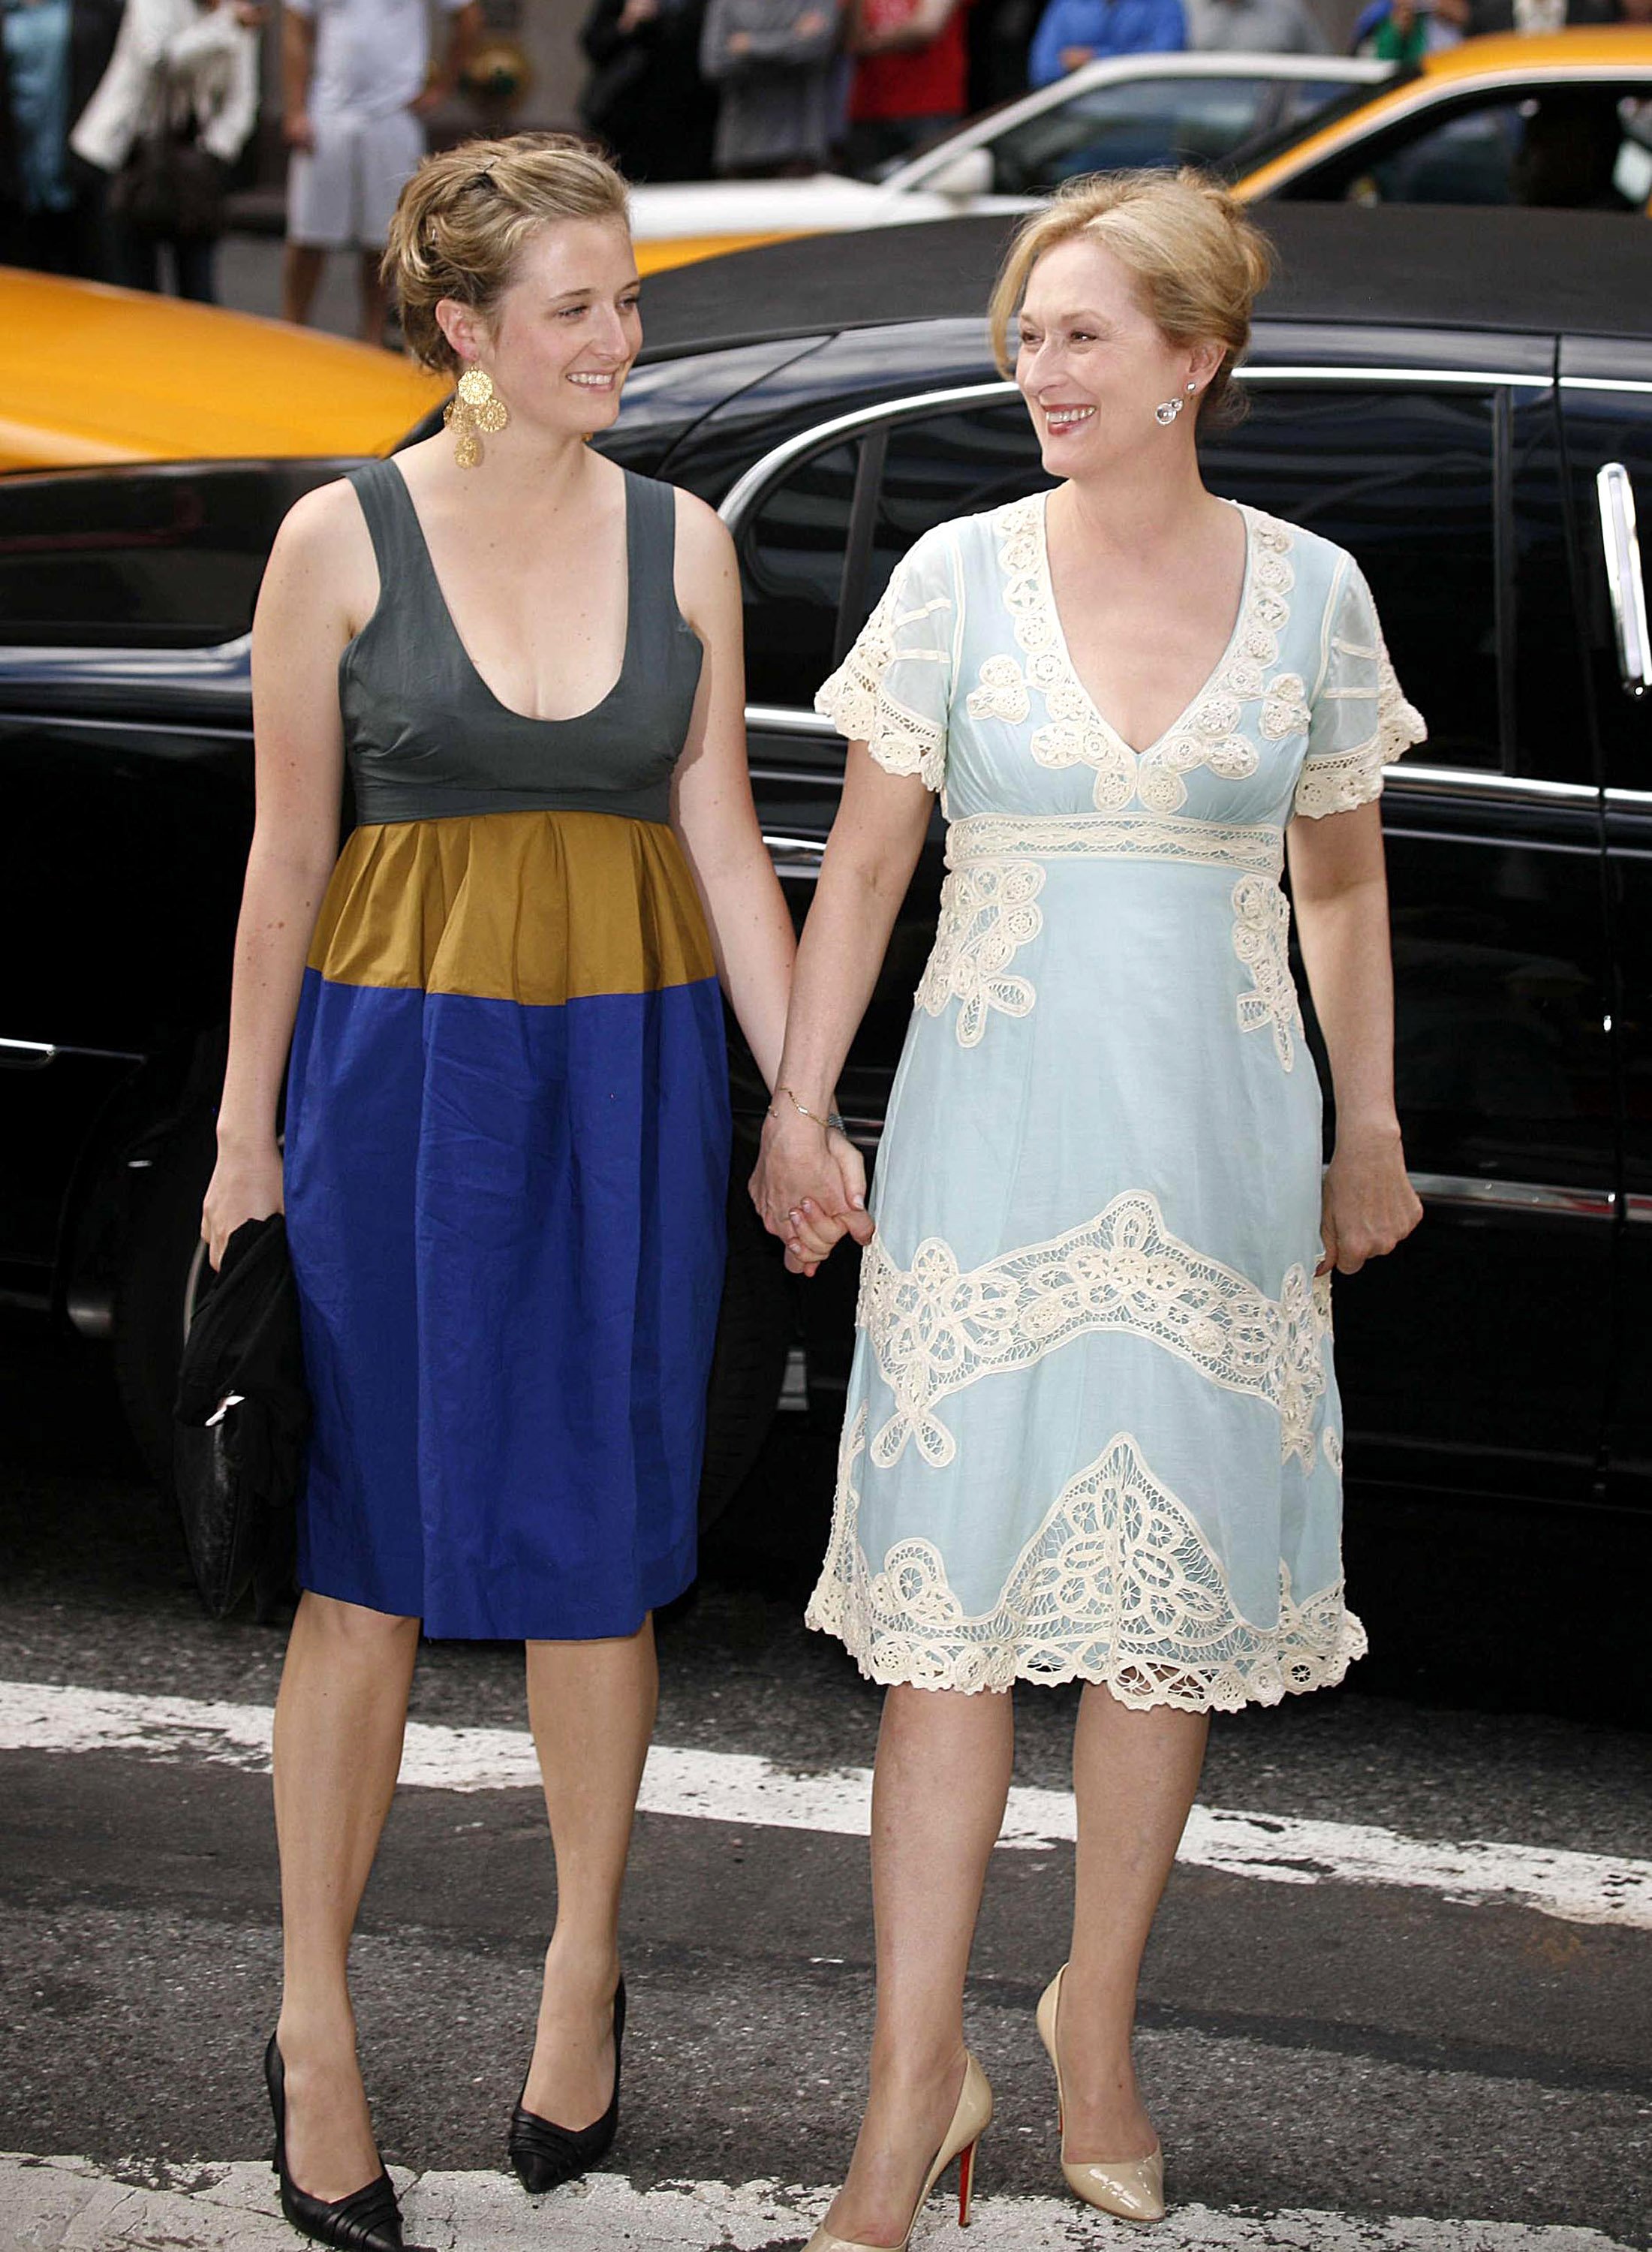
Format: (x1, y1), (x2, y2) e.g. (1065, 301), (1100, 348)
(2, 1315), (1650, 2252)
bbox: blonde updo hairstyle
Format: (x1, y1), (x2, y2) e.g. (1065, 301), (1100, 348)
(988, 168), (1272, 426)
(383, 133), (631, 378)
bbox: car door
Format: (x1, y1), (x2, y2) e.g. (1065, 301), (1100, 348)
(1199, 347), (1615, 1507)
(1560, 336), (1652, 1513)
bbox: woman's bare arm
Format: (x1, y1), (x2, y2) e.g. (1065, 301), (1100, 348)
(200, 483), (363, 1265)
(750, 741), (932, 1268)
(670, 494), (798, 1097)
(1286, 800), (1423, 1275)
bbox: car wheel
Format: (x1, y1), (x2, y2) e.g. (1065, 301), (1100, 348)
(112, 1105), (218, 1495)
(699, 1172), (794, 1530)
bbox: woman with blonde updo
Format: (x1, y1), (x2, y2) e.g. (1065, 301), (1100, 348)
(203, 133), (832, 2251)
(753, 169), (1425, 2245)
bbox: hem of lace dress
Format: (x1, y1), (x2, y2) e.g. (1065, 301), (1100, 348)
(803, 1591), (1369, 1710)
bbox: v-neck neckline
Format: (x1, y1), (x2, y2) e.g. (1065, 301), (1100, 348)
(1035, 489), (1255, 761)
(387, 459), (635, 728)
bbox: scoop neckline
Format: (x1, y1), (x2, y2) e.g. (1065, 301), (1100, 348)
(384, 458), (636, 729)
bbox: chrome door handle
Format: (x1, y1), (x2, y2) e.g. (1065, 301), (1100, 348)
(1596, 462), (1652, 701)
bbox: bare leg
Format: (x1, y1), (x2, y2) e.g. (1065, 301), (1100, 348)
(357, 251), (387, 348)
(1058, 1687), (1208, 2160)
(522, 1619), (657, 2126)
(823, 1684), (1013, 2247)
(272, 1591), (420, 2202)
(281, 241), (326, 327)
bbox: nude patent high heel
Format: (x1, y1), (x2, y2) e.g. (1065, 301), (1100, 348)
(1037, 1965), (1166, 2224)
(804, 2050), (993, 2251)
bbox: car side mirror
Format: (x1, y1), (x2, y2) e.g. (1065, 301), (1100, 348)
(922, 144), (994, 200)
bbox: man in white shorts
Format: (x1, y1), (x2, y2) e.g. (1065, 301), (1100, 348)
(282, 0), (480, 343)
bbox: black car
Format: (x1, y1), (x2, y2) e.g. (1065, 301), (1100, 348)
(3, 203), (1648, 1545)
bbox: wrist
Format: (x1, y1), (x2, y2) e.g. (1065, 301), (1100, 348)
(1332, 1112), (1404, 1154)
(216, 1119), (278, 1157)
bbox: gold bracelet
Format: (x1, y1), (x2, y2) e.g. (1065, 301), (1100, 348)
(769, 1085), (845, 1133)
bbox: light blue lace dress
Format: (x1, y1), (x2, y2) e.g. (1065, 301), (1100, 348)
(805, 492), (1426, 1709)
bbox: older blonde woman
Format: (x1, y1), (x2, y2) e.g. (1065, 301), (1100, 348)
(753, 170), (1425, 2247)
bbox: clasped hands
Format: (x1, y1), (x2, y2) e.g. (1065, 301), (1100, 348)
(750, 1109), (875, 1278)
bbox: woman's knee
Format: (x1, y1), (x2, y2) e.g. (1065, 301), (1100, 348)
(296, 1589), (421, 1651)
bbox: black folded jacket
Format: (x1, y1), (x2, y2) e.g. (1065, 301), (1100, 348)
(173, 1214), (309, 1621)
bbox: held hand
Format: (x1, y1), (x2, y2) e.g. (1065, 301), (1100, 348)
(283, 109), (315, 151)
(201, 1139), (285, 1272)
(1058, 44), (1095, 71)
(1318, 1124), (1422, 1278)
(751, 1115), (874, 1278)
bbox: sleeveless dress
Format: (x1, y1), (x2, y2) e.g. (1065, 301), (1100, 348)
(282, 460), (731, 1641)
(805, 494), (1426, 1709)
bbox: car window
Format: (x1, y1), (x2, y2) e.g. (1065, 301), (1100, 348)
(1286, 86), (1652, 210)
(861, 403), (1050, 621)
(736, 439), (857, 706)
(1201, 384), (1503, 769)
(983, 76), (1289, 194)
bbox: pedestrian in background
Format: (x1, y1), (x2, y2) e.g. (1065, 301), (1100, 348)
(69, 0), (258, 301)
(203, 131), (808, 2252)
(699, 0), (844, 177)
(1350, 0), (1465, 59)
(578, 0), (719, 182)
(754, 167), (1424, 2247)
(0, 0), (122, 275)
(1185, 0), (1325, 50)
(281, 0), (481, 346)
(844, 0), (968, 176)
(1027, 0), (1183, 91)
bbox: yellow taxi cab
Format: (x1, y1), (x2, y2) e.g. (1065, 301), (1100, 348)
(0, 267), (448, 473)
(1238, 27), (1652, 206)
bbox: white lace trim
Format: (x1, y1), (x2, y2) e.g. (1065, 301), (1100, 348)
(857, 1191), (1331, 1474)
(806, 1410), (1367, 1706)
(948, 810), (1282, 875)
(916, 860), (1044, 1047)
(814, 575), (950, 793)
(1232, 874), (1302, 1073)
(1292, 631), (1428, 819)
(983, 497), (1300, 817)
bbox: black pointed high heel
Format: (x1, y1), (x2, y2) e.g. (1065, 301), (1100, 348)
(264, 2035), (424, 2252)
(507, 1976), (627, 2194)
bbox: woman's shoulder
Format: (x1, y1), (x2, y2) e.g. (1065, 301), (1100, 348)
(1243, 506), (1364, 608)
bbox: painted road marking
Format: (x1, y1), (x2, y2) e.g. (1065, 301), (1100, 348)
(3, 1679), (1650, 1933)
(0, 2159), (1638, 2252)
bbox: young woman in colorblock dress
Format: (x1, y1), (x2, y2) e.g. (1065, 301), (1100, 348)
(753, 170), (1425, 2250)
(202, 137), (845, 2252)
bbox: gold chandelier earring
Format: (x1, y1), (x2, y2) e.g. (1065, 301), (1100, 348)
(445, 364), (509, 468)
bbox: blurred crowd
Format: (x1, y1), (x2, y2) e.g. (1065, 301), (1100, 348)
(0, 0), (1644, 318)
(591, 0), (1644, 176)
(0, 0), (477, 321)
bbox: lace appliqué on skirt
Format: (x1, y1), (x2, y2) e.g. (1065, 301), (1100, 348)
(917, 860), (1044, 1046)
(858, 1191), (1329, 1474)
(805, 1410), (1367, 1706)
(1232, 874), (1303, 1071)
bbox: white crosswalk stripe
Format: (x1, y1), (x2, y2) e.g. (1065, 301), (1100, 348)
(0, 2159), (1641, 2252)
(3, 1678), (1649, 1932)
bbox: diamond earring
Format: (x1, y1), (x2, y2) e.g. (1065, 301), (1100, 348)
(1154, 396), (1184, 426)
(444, 364), (509, 469)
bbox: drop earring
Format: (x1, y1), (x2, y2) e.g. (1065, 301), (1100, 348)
(1155, 381), (1198, 427)
(445, 364), (509, 468)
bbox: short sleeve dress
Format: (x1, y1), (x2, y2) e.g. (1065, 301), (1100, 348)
(804, 493), (1425, 1709)
(281, 461), (732, 1642)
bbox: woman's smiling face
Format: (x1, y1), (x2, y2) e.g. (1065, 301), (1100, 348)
(447, 216), (642, 442)
(1015, 235), (1208, 477)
